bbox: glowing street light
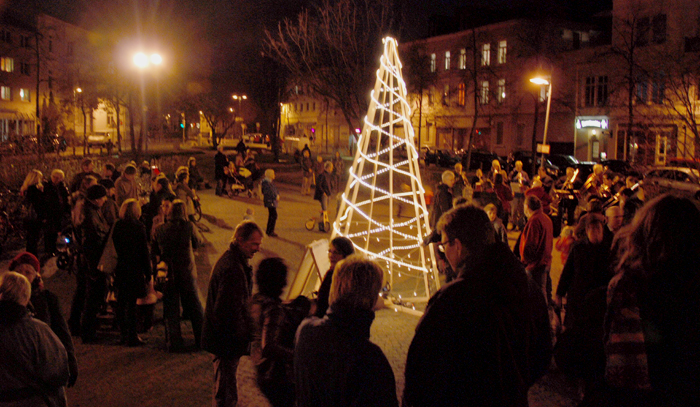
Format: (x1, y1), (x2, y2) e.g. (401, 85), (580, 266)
(133, 52), (163, 68)
(530, 76), (552, 147)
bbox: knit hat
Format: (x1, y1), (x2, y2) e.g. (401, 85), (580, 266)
(86, 184), (107, 200)
(98, 178), (115, 190)
(9, 252), (40, 274)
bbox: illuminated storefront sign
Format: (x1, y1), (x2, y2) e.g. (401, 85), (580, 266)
(576, 118), (609, 129)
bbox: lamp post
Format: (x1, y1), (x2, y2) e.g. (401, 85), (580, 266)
(530, 76), (552, 173)
(133, 52), (162, 151)
(232, 94), (247, 138)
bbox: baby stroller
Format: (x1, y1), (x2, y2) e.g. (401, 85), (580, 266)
(225, 165), (252, 197)
(56, 225), (78, 272)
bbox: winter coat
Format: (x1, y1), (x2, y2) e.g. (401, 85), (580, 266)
(69, 171), (101, 194)
(519, 209), (553, 272)
(174, 182), (196, 218)
(23, 185), (45, 221)
(313, 171), (331, 202)
(403, 242), (549, 407)
(294, 302), (398, 407)
(494, 182), (513, 214)
(215, 152), (228, 180)
(114, 176), (139, 207)
(300, 157), (313, 177)
(429, 183), (453, 229)
(112, 218), (151, 298)
(261, 178), (278, 208)
(27, 288), (78, 389)
(0, 300), (69, 407)
(78, 200), (110, 273)
(201, 243), (254, 359)
(152, 219), (203, 287)
(43, 181), (69, 227)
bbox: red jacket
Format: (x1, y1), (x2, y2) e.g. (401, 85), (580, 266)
(519, 209), (553, 272)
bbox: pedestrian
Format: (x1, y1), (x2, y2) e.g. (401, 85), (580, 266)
(484, 203), (508, 244)
(10, 252), (79, 388)
(428, 170), (455, 229)
(486, 159), (502, 184)
(250, 257), (311, 407)
(494, 172), (513, 226)
(537, 166), (554, 194)
(115, 164), (139, 207)
(519, 195), (554, 302)
(98, 178), (119, 226)
(174, 168), (198, 223)
(201, 221), (263, 407)
(152, 200), (205, 352)
(0, 272), (70, 407)
(294, 255), (398, 407)
(142, 176), (176, 237)
(313, 161), (333, 215)
(188, 156), (204, 190)
(215, 145), (229, 196)
(261, 169), (280, 237)
(43, 169), (70, 256)
(20, 169), (45, 257)
(73, 184), (110, 343)
(103, 162), (121, 183)
(300, 150), (313, 196)
(314, 236), (355, 317)
(404, 205), (549, 406)
(509, 160), (530, 231)
(332, 151), (344, 193)
(604, 194), (700, 406)
(525, 178), (552, 215)
(451, 163), (465, 198)
(69, 158), (101, 194)
(555, 226), (575, 266)
(112, 199), (152, 346)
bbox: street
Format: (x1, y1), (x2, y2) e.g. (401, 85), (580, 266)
(23, 155), (578, 406)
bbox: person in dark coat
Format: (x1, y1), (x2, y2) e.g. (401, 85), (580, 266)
(112, 199), (152, 346)
(250, 258), (311, 407)
(43, 169), (70, 256)
(73, 184), (110, 343)
(313, 161), (333, 213)
(0, 272), (70, 407)
(20, 169), (45, 257)
(202, 221), (263, 407)
(428, 170), (455, 229)
(10, 252), (78, 388)
(314, 236), (355, 318)
(404, 205), (549, 407)
(261, 169), (280, 237)
(69, 158), (101, 194)
(300, 150), (313, 196)
(142, 176), (176, 237)
(152, 199), (204, 352)
(215, 145), (229, 196)
(294, 255), (398, 407)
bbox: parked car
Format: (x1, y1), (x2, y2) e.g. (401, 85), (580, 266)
(601, 159), (641, 177)
(547, 154), (579, 176)
(88, 132), (111, 148)
(423, 148), (459, 168)
(643, 166), (700, 200)
(510, 150), (559, 178)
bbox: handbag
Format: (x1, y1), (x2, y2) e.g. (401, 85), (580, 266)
(97, 225), (118, 274)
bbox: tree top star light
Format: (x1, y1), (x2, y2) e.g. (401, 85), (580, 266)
(331, 37), (440, 313)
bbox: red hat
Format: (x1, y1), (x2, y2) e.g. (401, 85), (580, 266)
(9, 252), (40, 274)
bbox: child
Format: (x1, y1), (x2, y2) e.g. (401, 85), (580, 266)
(555, 226), (575, 265)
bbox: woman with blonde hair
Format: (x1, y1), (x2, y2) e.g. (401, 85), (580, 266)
(20, 169), (45, 256)
(112, 198), (151, 346)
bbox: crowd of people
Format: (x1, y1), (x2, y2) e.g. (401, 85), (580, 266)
(1, 148), (699, 407)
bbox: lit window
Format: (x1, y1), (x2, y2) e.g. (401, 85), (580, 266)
(481, 81), (489, 104)
(444, 51), (450, 70)
(19, 88), (29, 102)
(443, 84), (450, 105)
(1, 86), (10, 100)
(459, 49), (466, 69)
(430, 53), (436, 73)
(458, 83), (465, 106)
(497, 79), (506, 102)
(498, 41), (507, 64)
(1, 57), (14, 72)
(481, 44), (490, 66)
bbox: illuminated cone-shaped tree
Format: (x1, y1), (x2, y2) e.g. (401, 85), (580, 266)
(331, 37), (439, 311)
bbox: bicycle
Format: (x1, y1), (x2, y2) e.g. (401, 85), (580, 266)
(192, 198), (203, 222)
(305, 210), (331, 232)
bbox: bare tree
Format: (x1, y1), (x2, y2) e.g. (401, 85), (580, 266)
(265, 0), (397, 133)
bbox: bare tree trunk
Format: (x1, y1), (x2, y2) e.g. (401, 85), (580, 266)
(465, 29), (479, 171)
(531, 98), (540, 175)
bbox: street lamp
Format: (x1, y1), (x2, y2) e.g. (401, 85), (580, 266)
(232, 94), (247, 138)
(530, 76), (552, 172)
(133, 52), (164, 148)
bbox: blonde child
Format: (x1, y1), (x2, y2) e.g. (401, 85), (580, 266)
(243, 207), (255, 221)
(555, 226), (575, 265)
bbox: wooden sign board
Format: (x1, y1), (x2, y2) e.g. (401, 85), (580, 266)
(286, 239), (330, 300)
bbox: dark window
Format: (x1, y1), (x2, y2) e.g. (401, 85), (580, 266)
(20, 62), (30, 76)
(636, 82), (648, 104)
(585, 76), (595, 107)
(496, 122), (504, 145)
(652, 14), (666, 44)
(597, 76), (608, 106)
(652, 79), (665, 104)
(1, 31), (11, 44)
(573, 32), (581, 50)
(636, 17), (650, 46)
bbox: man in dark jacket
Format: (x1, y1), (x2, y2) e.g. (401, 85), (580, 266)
(43, 169), (70, 255)
(404, 205), (549, 407)
(261, 169), (279, 237)
(294, 256), (398, 407)
(214, 145), (229, 196)
(313, 161), (333, 214)
(202, 221), (263, 407)
(74, 184), (110, 343)
(428, 170), (455, 229)
(69, 158), (101, 193)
